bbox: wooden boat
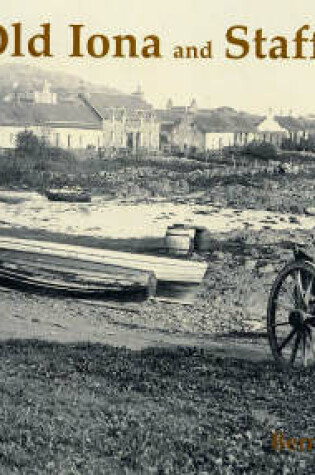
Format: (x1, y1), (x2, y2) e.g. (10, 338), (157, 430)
(0, 237), (208, 302)
(45, 187), (91, 203)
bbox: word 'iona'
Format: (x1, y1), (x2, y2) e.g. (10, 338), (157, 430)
(0, 23), (162, 58)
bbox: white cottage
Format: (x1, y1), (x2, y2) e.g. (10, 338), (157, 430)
(255, 111), (289, 146)
(0, 83), (160, 152)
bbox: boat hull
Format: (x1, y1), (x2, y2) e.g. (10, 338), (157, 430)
(0, 237), (208, 302)
(45, 190), (91, 203)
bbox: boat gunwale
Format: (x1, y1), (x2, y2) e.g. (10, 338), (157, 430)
(0, 237), (207, 283)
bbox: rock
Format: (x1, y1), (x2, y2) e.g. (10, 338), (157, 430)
(258, 263), (275, 275)
(279, 249), (293, 260)
(289, 216), (300, 224)
(250, 248), (260, 259)
(212, 251), (225, 260)
(305, 207), (315, 216)
(244, 259), (256, 271)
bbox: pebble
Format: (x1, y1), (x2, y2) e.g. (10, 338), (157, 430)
(257, 263), (275, 275)
(289, 216), (300, 224)
(211, 251), (225, 260)
(244, 259), (256, 271)
(305, 207), (315, 216)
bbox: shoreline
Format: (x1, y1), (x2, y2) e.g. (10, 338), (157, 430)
(0, 187), (314, 350)
(0, 189), (314, 245)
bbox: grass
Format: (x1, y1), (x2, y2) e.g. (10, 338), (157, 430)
(2, 148), (315, 214)
(0, 340), (314, 474)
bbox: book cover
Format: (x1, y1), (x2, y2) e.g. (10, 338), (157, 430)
(0, 1), (314, 473)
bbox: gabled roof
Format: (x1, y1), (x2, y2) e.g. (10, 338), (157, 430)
(155, 108), (192, 122)
(257, 115), (287, 133)
(276, 116), (315, 132)
(86, 93), (152, 115)
(0, 98), (102, 129)
(169, 106), (187, 113)
(157, 106), (263, 133)
(197, 108), (212, 115)
(158, 106), (315, 134)
(194, 112), (260, 133)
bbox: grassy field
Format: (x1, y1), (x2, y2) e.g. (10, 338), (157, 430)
(0, 340), (314, 474)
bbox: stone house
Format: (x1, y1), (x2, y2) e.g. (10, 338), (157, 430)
(83, 88), (159, 150)
(158, 101), (308, 152)
(158, 102), (258, 152)
(0, 82), (160, 152)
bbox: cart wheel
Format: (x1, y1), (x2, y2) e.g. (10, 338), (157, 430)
(267, 260), (315, 367)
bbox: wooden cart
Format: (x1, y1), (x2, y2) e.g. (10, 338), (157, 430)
(267, 246), (315, 367)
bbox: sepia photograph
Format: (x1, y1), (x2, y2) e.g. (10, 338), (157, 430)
(1, 0), (315, 473)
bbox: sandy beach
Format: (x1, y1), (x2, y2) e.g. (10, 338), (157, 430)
(0, 190), (314, 242)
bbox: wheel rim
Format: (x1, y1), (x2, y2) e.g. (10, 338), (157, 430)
(267, 260), (315, 367)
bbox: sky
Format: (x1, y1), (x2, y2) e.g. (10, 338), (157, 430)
(2, 0), (315, 115)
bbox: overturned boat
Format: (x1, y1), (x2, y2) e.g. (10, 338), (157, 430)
(0, 237), (208, 303)
(45, 187), (91, 203)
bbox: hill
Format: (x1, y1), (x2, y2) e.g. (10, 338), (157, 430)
(0, 63), (119, 95)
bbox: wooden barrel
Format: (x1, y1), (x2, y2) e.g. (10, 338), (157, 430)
(194, 226), (212, 252)
(165, 225), (195, 256)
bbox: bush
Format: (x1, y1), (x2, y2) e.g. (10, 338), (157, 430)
(16, 130), (42, 156)
(244, 141), (277, 160)
(282, 136), (315, 153)
(16, 131), (76, 162)
(0, 131), (79, 188)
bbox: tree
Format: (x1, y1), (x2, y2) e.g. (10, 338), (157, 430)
(16, 130), (43, 157)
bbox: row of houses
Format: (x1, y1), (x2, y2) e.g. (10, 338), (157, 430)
(158, 100), (312, 153)
(0, 81), (314, 154)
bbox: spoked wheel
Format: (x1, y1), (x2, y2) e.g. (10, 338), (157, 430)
(267, 260), (315, 367)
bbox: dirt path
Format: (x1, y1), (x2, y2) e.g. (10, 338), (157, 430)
(0, 287), (271, 362)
